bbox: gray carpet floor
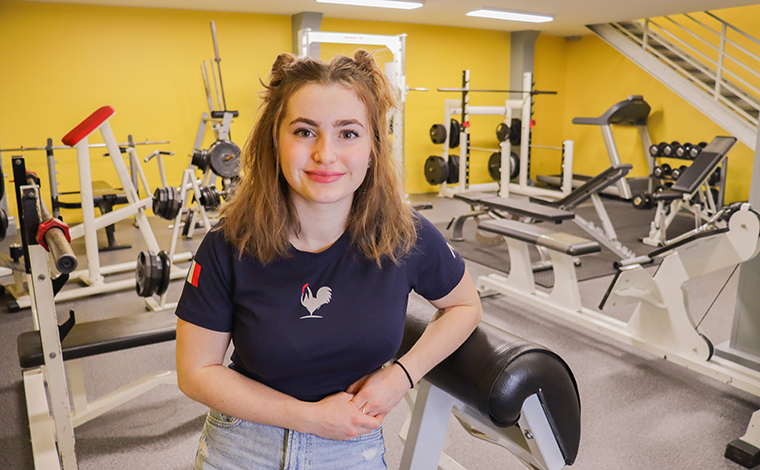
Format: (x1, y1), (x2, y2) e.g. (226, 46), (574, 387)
(1, 194), (759, 469)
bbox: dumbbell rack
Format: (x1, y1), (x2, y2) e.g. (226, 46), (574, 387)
(640, 140), (726, 210)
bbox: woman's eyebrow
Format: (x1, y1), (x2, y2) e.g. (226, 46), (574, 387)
(289, 117), (319, 126)
(334, 119), (365, 129)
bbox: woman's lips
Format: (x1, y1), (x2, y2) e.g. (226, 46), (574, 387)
(305, 170), (344, 183)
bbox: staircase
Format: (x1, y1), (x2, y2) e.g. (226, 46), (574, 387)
(589, 12), (760, 150)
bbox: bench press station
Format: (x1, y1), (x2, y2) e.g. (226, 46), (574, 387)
(450, 163), (636, 261)
(642, 136), (735, 246)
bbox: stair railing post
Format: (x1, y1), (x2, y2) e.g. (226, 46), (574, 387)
(642, 19), (649, 51)
(715, 22), (727, 101)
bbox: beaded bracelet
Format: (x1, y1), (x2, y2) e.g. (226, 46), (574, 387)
(393, 360), (415, 389)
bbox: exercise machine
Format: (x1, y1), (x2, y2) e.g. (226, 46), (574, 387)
(538, 95), (654, 200)
(450, 164), (637, 260)
(13, 158), (178, 470)
(7, 106), (191, 311)
(432, 71), (573, 200)
(642, 136), (734, 246)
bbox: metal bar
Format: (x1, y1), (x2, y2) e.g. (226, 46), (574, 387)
(706, 11), (760, 49)
(1, 140), (169, 153)
(716, 23), (727, 100)
(201, 61), (215, 113)
(438, 87), (556, 95)
(210, 21), (228, 111)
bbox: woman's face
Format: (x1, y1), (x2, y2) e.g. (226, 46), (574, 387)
(278, 83), (371, 213)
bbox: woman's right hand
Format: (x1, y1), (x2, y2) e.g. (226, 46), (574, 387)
(303, 391), (383, 441)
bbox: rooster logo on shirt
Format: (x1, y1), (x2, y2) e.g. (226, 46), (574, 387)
(300, 283), (332, 319)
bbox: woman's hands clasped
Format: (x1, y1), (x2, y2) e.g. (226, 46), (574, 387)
(346, 362), (411, 420)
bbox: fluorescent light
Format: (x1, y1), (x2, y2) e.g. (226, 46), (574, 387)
(466, 9), (553, 23)
(316, 0), (423, 9)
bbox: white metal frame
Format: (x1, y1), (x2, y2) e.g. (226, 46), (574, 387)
(438, 72), (574, 200)
(477, 204), (760, 398)
(398, 381), (566, 470)
(21, 188), (178, 470)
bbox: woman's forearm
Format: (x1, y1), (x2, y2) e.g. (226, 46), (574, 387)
(178, 363), (310, 432)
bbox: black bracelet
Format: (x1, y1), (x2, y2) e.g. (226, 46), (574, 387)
(393, 360), (415, 389)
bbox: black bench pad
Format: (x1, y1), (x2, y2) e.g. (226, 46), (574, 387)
(18, 311), (177, 369)
(479, 219), (601, 256)
(398, 301), (581, 465)
(454, 193), (574, 223)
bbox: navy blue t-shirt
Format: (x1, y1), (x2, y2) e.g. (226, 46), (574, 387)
(176, 214), (465, 402)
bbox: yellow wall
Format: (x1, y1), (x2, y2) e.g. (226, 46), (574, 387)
(0, 1), (290, 222)
(1, 0), (758, 224)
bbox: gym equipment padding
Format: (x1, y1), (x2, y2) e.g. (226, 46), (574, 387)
(396, 305), (582, 465)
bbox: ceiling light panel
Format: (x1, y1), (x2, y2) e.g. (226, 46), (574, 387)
(466, 9), (553, 23)
(316, 0), (423, 10)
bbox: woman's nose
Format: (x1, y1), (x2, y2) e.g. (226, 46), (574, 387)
(312, 136), (337, 164)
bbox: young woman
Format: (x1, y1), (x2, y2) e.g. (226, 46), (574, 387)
(175, 50), (482, 469)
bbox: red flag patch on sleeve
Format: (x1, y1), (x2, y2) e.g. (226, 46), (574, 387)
(187, 260), (201, 287)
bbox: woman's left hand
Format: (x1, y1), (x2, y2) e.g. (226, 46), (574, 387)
(346, 363), (411, 418)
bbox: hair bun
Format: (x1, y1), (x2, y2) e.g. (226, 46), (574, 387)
(353, 50), (377, 72)
(269, 53), (298, 86)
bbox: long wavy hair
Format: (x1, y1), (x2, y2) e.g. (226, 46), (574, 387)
(219, 50), (416, 265)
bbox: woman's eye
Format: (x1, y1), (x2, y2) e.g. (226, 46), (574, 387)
(340, 129), (360, 139)
(294, 128), (315, 138)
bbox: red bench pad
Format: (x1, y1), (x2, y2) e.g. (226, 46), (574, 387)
(62, 106), (116, 147)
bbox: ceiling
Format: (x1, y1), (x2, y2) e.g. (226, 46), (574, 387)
(23, 0), (760, 36)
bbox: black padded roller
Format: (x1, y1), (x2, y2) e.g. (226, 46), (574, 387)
(397, 304), (581, 465)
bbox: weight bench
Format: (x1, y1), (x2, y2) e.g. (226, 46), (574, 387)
(398, 299), (581, 470)
(642, 136), (736, 246)
(452, 164), (635, 260)
(58, 180), (130, 250)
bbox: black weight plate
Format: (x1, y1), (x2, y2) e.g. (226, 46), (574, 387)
(488, 152), (501, 181)
(449, 119), (461, 149)
(424, 155), (448, 185)
(447, 155), (459, 184)
(167, 187), (182, 219)
(191, 149), (210, 171)
(509, 119), (522, 146)
(429, 124), (447, 145)
(496, 123), (509, 143)
(0, 209), (7, 242)
(135, 251), (154, 297)
(156, 250), (172, 296)
(509, 151), (520, 179)
(208, 140), (241, 178)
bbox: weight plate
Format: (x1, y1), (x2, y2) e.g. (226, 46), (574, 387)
(0, 209), (7, 242)
(509, 119), (521, 146)
(424, 155), (448, 185)
(509, 152), (520, 179)
(200, 185), (222, 210)
(135, 251), (154, 297)
(449, 120), (461, 149)
(488, 152), (501, 181)
(156, 250), (172, 296)
(429, 124), (447, 145)
(447, 155), (459, 185)
(495, 123), (509, 143)
(208, 140), (241, 178)
(191, 149), (210, 171)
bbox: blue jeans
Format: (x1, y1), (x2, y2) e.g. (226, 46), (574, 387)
(195, 409), (387, 470)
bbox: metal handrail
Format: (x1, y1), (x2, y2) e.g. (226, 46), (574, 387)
(617, 10), (760, 126)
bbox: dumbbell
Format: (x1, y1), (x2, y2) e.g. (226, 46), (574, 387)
(689, 142), (707, 159)
(649, 142), (668, 157)
(653, 163), (672, 178)
(675, 143), (692, 158)
(662, 141), (680, 157)
(632, 192), (653, 210)
(152, 187), (182, 220)
(671, 165), (688, 180)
